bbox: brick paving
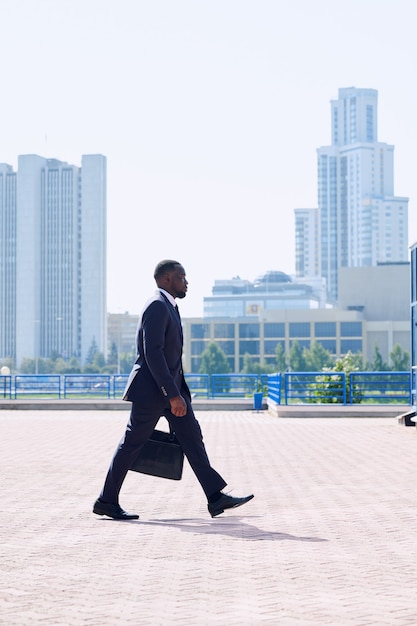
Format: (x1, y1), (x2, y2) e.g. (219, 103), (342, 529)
(1, 409), (417, 625)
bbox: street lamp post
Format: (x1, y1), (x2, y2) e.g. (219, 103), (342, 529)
(34, 320), (40, 375)
(1, 365), (10, 398)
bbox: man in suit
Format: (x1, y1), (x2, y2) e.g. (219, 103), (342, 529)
(93, 260), (254, 520)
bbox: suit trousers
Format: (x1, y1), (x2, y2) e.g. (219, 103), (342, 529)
(100, 396), (227, 504)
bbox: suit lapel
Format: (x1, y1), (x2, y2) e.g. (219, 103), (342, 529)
(160, 293), (183, 339)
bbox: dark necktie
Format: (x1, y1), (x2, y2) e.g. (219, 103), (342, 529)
(174, 305), (183, 340)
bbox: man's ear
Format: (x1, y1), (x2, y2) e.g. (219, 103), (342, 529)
(161, 272), (172, 286)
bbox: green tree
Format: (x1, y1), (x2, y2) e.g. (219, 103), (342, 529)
(83, 351), (106, 373)
(288, 340), (306, 372)
(107, 342), (119, 371)
(0, 357), (15, 374)
(20, 358), (36, 374)
(274, 343), (287, 373)
(303, 341), (334, 372)
(241, 353), (273, 375)
(389, 344), (410, 371)
(37, 357), (55, 374)
(119, 351), (135, 374)
(199, 342), (231, 375)
(86, 338), (99, 365)
(313, 351), (362, 404)
(54, 356), (81, 374)
(370, 344), (388, 371)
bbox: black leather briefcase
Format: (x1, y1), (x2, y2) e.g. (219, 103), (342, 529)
(130, 429), (184, 480)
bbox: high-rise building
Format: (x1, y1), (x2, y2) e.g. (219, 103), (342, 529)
(301, 87), (408, 301)
(0, 164), (17, 360)
(294, 208), (319, 278)
(0, 154), (106, 368)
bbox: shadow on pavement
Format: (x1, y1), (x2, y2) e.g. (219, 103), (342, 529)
(136, 517), (328, 542)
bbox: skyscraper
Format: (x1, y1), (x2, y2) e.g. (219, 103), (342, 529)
(294, 208), (319, 278)
(314, 87), (408, 301)
(0, 154), (106, 368)
(0, 164), (16, 360)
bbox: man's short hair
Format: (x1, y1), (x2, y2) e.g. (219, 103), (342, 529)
(154, 260), (182, 280)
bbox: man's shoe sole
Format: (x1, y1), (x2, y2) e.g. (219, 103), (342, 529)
(93, 504), (139, 520)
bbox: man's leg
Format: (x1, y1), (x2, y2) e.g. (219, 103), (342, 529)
(98, 404), (159, 504)
(164, 398), (227, 498)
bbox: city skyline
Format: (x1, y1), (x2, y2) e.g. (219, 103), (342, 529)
(1, 0), (416, 318)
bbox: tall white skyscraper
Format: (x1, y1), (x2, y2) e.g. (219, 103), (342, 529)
(0, 164), (17, 360)
(316, 87), (408, 300)
(294, 208), (319, 278)
(0, 154), (106, 368)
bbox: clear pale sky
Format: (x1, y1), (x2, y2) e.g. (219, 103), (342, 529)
(1, 0), (416, 317)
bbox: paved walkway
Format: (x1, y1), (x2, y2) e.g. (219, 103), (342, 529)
(1, 409), (417, 625)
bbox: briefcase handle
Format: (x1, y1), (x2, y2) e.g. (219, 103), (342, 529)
(167, 420), (177, 442)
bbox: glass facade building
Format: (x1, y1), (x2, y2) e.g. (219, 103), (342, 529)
(316, 88), (408, 301)
(182, 315), (366, 373)
(0, 154), (107, 367)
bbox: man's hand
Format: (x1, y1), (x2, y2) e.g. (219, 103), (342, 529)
(169, 395), (187, 417)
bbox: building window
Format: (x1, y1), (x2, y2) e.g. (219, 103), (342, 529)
(290, 339), (310, 350)
(215, 340), (235, 355)
(340, 322), (362, 337)
(239, 323), (260, 339)
(239, 356), (259, 370)
(191, 357), (202, 372)
(289, 322), (310, 337)
(239, 340), (260, 355)
(191, 340), (207, 355)
(214, 323), (235, 338)
(315, 322), (336, 337)
(191, 324), (210, 339)
(316, 339), (336, 353)
(264, 340), (285, 355)
(366, 105), (374, 142)
(341, 339), (362, 353)
(264, 323), (285, 338)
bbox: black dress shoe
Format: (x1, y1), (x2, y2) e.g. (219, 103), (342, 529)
(208, 493), (254, 518)
(93, 499), (139, 520)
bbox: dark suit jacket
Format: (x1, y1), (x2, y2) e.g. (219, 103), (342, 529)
(123, 291), (191, 408)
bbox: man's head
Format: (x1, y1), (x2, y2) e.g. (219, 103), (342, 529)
(154, 260), (188, 299)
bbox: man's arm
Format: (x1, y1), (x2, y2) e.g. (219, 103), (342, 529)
(142, 300), (183, 401)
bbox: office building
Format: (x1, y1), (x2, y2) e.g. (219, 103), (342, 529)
(107, 312), (138, 356)
(203, 271), (328, 317)
(183, 264), (410, 373)
(0, 154), (106, 367)
(0, 164), (16, 361)
(304, 87), (408, 301)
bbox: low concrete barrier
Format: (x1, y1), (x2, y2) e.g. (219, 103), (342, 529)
(267, 400), (412, 419)
(0, 398), (263, 411)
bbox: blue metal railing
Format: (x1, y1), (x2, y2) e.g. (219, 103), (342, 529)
(0, 372), (412, 404)
(63, 375), (111, 398)
(113, 375), (129, 397)
(14, 375), (61, 399)
(267, 373), (282, 404)
(284, 372), (346, 405)
(210, 374), (259, 398)
(349, 371), (411, 404)
(412, 367), (417, 409)
(1, 375), (12, 399)
(184, 374), (210, 398)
